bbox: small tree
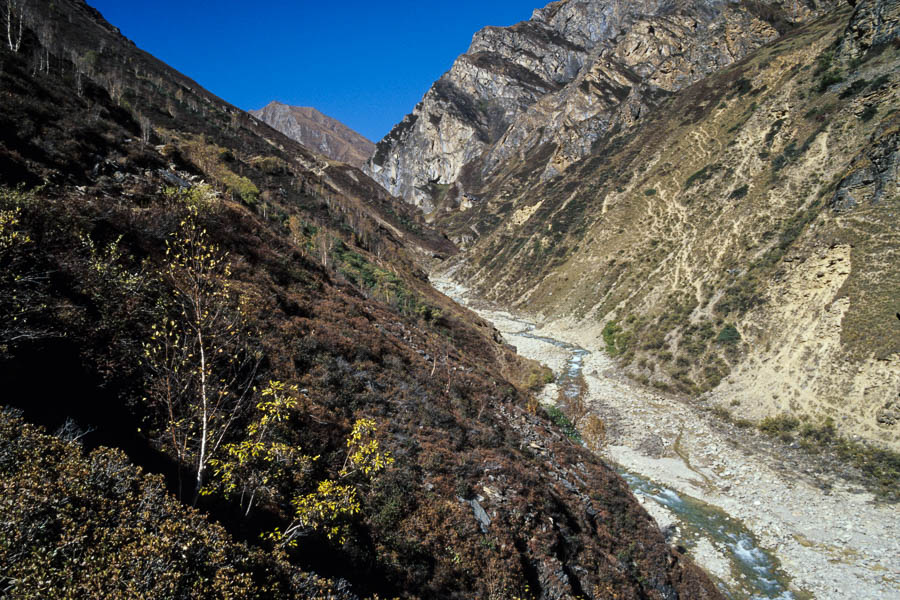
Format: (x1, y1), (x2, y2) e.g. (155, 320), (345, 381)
(142, 206), (259, 500)
(582, 414), (607, 453)
(204, 380), (315, 516)
(267, 418), (393, 548)
(0, 185), (47, 353)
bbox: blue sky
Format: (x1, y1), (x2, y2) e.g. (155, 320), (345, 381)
(86, 1), (541, 142)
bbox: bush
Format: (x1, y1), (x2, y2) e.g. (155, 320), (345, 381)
(817, 70), (844, 93)
(684, 165), (717, 189)
(759, 414), (800, 435)
(602, 320), (627, 356)
(716, 324), (741, 343)
(221, 172), (259, 206)
(729, 184), (749, 200)
(0, 409), (321, 599)
(543, 404), (581, 442)
(859, 105), (877, 122)
(839, 78), (869, 98)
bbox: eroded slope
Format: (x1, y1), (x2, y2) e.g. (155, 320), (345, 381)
(444, 2), (900, 450)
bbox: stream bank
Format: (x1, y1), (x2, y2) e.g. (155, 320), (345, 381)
(432, 273), (900, 600)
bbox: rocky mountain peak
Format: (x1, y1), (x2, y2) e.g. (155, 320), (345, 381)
(365, 0), (837, 213)
(251, 101), (374, 168)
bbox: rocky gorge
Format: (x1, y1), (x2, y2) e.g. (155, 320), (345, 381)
(360, 0), (900, 452)
(364, 0), (837, 213)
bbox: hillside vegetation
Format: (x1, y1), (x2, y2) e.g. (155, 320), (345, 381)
(0, 1), (721, 598)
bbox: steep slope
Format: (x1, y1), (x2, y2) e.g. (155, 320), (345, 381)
(366, 0), (837, 214)
(251, 101), (375, 168)
(441, 1), (900, 451)
(0, 1), (721, 598)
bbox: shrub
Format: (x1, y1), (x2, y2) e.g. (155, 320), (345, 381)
(716, 324), (741, 343)
(759, 414), (800, 435)
(684, 165), (717, 189)
(602, 320), (626, 356)
(250, 155), (289, 175)
(221, 172), (259, 206)
(0, 409), (317, 598)
(859, 105), (877, 122)
(729, 184), (749, 200)
(817, 70), (844, 93)
(839, 78), (869, 98)
(543, 404), (581, 442)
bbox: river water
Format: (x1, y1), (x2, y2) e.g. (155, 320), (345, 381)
(435, 276), (797, 599)
(515, 319), (795, 599)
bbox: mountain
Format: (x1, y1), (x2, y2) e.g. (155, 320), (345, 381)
(418, 0), (900, 452)
(251, 101), (375, 168)
(365, 0), (838, 214)
(0, 1), (721, 598)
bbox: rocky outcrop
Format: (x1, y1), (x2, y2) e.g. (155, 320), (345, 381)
(251, 101), (374, 168)
(838, 0), (900, 59)
(367, 0), (837, 212)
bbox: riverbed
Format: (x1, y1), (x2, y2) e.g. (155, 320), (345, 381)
(432, 272), (900, 600)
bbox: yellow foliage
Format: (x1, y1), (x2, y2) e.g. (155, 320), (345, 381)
(268, 418), (393, 549)
(0, 207), (30, 253)
(341, 418), (394, 477)
(163, 183), (221, 213)
(205, 381), (315, 515)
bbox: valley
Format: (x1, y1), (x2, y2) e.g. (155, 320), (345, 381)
(432, 269), (900, 599)
(1, 0), (898, 598)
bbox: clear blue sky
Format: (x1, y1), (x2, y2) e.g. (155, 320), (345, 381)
(86, 1), (541, 143)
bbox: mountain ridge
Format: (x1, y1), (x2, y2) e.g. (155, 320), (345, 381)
(365, 0), (838, 213)
(250, 101), (375, 168)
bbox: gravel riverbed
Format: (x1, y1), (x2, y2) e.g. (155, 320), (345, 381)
(433, 275), (900, 600)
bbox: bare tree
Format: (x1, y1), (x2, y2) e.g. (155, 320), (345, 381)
(5, 0), (25, 53)
(138, 113), (151, 144)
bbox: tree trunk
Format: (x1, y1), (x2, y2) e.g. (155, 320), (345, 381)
(195, 328), (208, 501)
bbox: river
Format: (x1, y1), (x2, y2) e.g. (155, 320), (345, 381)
(432, 271), (900, 600)
(506, 315), (795, 599)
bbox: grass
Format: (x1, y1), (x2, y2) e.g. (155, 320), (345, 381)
(544, 404), (581, 442)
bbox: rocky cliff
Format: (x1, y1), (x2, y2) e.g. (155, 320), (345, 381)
(366, 0), (837, 214)
(251, 101), (375, 168)
(436, 0), (900, 451)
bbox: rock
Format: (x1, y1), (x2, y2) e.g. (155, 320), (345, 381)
(366, 0), (835, 212)
(466, 497), (492, 533)
(250, 102), (375, 168)
(838, 0), (900, 59)
(876, 399), (900, 426)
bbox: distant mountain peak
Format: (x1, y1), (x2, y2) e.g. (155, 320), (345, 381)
(250, 102), (374, 168)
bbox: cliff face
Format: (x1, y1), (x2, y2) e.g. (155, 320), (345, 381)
(438, 0), (900, 450)
(251, 101), (375, 168)
(366, 0), (836, 213)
